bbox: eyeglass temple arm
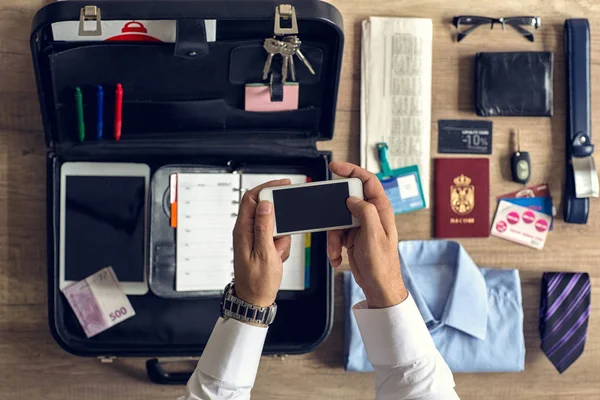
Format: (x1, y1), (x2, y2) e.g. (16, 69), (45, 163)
(456, 23), (488, 42)
(506, 22), (535, 42)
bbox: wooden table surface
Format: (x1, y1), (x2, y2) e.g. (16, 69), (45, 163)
(2, 0), (600, 398)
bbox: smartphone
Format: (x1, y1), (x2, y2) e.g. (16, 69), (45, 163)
(258, 178), (363, 236)
(59, 162), (150, 295)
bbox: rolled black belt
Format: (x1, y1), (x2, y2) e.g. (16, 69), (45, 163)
(563, 19), (599, 224)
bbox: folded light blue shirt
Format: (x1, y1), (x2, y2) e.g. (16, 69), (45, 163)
(345, 240), (525, 373)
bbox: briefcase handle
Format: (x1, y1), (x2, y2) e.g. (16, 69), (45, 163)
(146, 359), (193, 385)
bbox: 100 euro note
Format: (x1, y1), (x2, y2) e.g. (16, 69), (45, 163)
(61, 266), (135, 338)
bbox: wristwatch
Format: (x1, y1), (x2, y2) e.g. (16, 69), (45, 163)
(220, 281), (278, 326)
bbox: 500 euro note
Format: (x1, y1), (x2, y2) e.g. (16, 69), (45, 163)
(62, 267), (136, 338)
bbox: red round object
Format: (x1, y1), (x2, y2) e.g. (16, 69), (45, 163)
(496, 220), (507, 233)
(507, 212), (520, 224)
(535, 219), (549, 233)
(105, 21), (163, 43)
(522, 211), (535, 224)
(122, 21), (147, 33)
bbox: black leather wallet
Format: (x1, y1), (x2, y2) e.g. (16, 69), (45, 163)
(475, 52), (553, 117)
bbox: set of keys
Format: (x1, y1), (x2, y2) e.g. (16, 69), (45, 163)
(262, 5), (316, 83)
(262, 36), (315, 83)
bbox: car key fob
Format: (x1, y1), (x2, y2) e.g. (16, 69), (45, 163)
(511, 129), (531, 184)
(511, 151), (531, 184)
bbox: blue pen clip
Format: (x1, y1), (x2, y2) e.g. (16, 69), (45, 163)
(96, 85), (104, 140)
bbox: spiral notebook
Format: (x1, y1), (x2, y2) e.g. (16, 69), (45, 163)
(175, 173), (308, 292)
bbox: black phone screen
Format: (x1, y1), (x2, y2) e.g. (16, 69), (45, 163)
(64, 175), (146, 282)
(272, 182), (352, 234)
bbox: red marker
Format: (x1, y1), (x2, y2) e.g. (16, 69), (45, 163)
(114, 83), (123, 141)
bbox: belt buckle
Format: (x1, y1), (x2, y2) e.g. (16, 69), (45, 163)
(572, 156), (600, 198)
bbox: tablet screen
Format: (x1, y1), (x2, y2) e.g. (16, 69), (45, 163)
(64, 175), (145, 282)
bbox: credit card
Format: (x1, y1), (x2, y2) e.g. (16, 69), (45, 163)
(491, 200), (552, 250)
(503, 197), (553, 216)
(438, 120), (493, 154)
(498, 183), (551, 199)
(502, 196), (554, 231)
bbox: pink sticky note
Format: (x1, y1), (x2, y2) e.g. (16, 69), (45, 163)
(245, 84), (299, 112)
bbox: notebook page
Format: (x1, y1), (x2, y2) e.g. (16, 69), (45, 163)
(176, 173), (239, 291)
(241, 173), (308, 290)
(361, 17), (432, 207)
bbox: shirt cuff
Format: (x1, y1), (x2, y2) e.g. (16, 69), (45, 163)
(197, 317), (268, 387)
(353, 293), (436, 367)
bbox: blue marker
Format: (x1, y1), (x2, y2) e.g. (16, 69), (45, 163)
(96, 85), (104, 140)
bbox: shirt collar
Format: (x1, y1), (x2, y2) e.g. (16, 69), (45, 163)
(398, 240), (488, 340)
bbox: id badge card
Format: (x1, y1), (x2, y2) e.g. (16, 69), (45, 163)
(379, 166), (426, 215)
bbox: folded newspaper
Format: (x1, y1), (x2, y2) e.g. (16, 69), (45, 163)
(62, 266), (135, 338)
(361, 17), (433, 207)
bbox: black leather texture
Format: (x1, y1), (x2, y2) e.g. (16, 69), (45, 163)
(174, 19), (209, 59)
(270, 69), (285, 102)
(563, 19), (592, 224)
(30, 0), (344, 360)
(48, 41), (324, 141)
(49, 154), (332, 358)
(475, 51), (553, 117)
(31, 1), (345, 146)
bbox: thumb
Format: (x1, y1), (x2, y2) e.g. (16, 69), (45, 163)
(253, 200), (276, 257)
(346, 196), (380, 230)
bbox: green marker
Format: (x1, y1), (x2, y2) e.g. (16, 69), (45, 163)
(75, 87), (85, 142)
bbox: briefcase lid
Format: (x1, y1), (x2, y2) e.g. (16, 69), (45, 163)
(30, 0), (344, 148)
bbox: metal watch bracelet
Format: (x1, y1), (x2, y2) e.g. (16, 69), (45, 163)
(221, 282), (277, 326)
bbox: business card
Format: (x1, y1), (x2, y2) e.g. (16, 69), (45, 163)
(438, 120), (493, 155)
(491, 200), (552, 250)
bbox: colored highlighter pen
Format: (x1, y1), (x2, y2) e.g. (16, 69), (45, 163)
(114, 83), (123, 141)
(96, 85), (104, 140)
(75, 87), (85, 142)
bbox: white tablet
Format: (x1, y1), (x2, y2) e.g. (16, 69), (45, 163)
(59, 162), (150, 295)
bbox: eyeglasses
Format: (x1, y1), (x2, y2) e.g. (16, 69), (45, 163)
(453, 16), (541, 42)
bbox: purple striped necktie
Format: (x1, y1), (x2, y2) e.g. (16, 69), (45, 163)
(540, 272), (591, 374)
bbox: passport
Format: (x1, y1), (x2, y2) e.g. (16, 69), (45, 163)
(434, 158), (490, 238)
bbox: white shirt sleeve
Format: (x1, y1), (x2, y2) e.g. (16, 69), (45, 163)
(179, 294), (458, 400)
(353, 294), (460, 400)
(179, 317), (268, 400)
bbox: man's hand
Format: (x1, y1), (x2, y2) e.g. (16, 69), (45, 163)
(328, 162), (408, 309)
(232, 179), (292, 307)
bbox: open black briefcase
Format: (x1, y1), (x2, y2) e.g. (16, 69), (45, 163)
(31, 0), (343, 383)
